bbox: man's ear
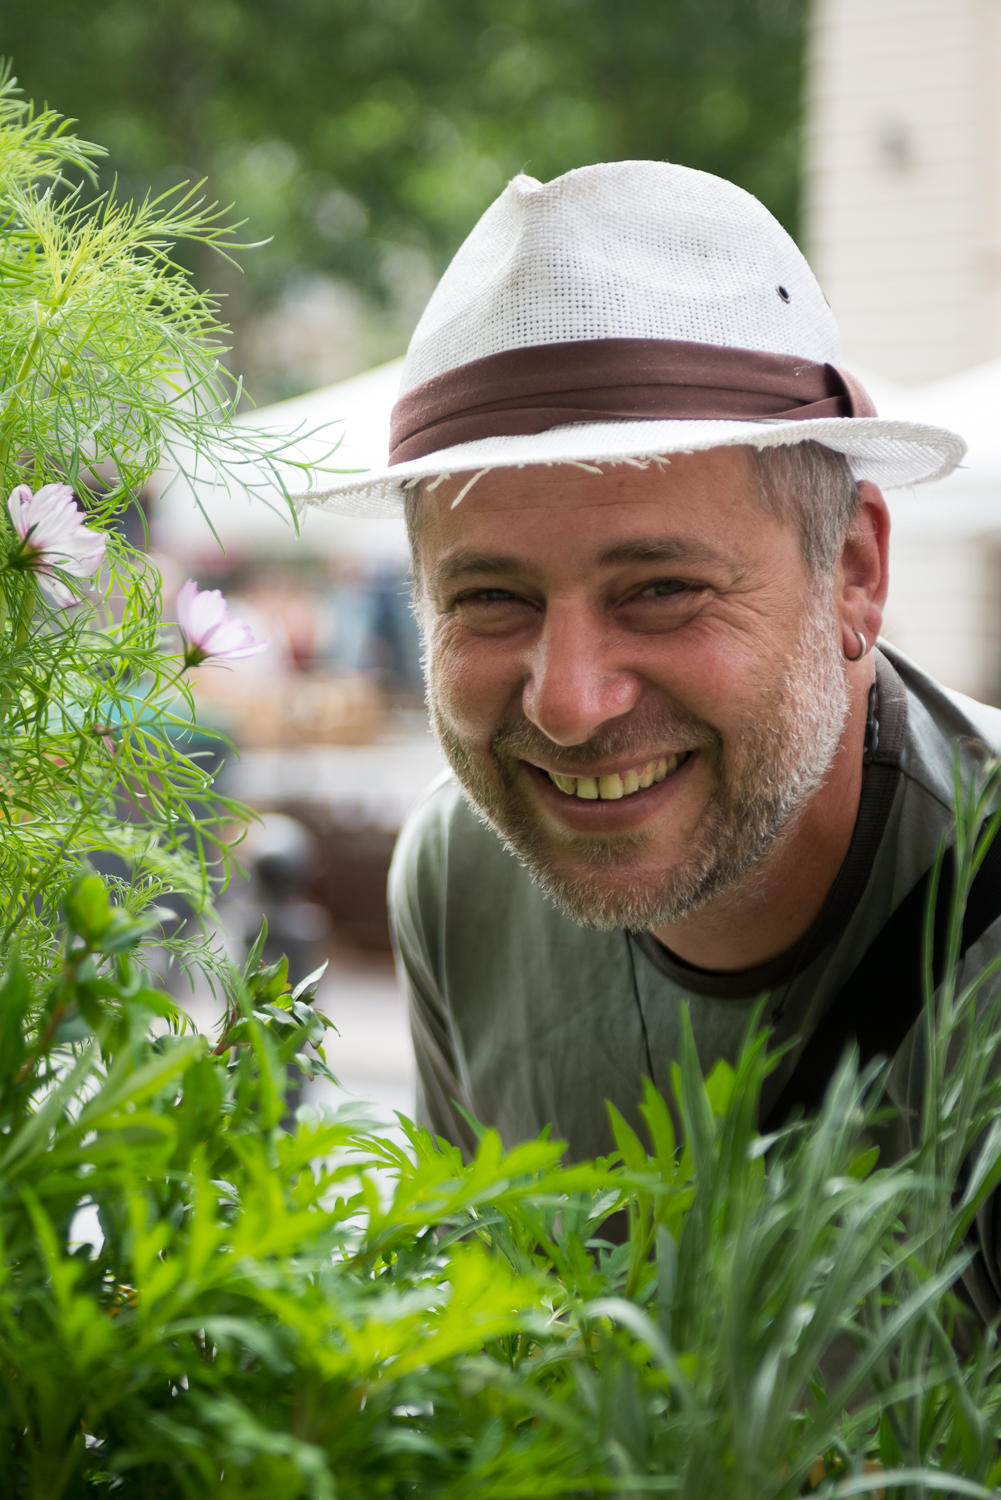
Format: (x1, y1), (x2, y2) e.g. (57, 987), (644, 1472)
(835, 481), (890, 656)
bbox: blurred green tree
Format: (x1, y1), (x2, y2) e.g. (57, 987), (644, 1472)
(0, 0), (805, 399)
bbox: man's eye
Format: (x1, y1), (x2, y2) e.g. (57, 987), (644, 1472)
(637, 579), (688, 598)
(456, 588), (520, 604)
(448, 587), (534, 632)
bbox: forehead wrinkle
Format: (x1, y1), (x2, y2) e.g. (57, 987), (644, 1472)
(430, 534), (743, 591)
(598, 536), (740, 569)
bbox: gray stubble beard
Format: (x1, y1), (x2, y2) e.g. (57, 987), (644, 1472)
(428, 589), (851, 932)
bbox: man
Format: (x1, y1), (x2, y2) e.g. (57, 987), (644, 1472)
(310, 161), (1001, 1307)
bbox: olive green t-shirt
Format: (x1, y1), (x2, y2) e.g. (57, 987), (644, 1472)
(389, 643), (1001, 1316)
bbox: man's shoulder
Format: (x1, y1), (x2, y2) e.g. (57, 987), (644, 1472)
(389, 769), (526, 921)
(392, 768), (494, 874)
(880, 642), (1001, 804)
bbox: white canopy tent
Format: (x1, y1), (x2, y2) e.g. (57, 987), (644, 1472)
(859, 361), (1001, 699)
(152, 358), (409, 568)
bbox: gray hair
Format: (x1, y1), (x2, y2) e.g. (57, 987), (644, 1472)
(404, 440), (861, 582)
(748, 441), (861, 576)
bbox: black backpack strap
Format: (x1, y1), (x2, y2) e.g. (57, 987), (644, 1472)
(761, 833), (1001, 1134)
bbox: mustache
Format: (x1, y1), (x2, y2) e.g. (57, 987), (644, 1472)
(490, 707), (722, 775)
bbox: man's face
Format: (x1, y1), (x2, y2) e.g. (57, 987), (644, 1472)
(414, 448), (850, 930)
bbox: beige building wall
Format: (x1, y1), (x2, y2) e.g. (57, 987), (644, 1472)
(880, 530), (1001, 702)
(804, 0), (1001, 384)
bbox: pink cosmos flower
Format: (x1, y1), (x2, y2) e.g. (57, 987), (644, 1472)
(7, 483), (108, 606)
(175, 579), (268, 667)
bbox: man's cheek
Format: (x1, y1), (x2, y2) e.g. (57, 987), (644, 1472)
(428, 630), (514, 737)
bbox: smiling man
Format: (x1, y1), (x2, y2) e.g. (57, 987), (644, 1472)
(310, 161), (1001, 1311)
(414, 448), (871, 962)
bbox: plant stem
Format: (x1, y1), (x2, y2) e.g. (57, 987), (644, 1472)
(13, 951), (85, 1085)
(13, 572), (34, 649)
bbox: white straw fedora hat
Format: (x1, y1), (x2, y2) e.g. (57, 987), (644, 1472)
(304, 160), (965, 517)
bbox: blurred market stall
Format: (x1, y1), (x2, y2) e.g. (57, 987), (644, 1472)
(151, 355), (438, 955)
(151, 360), (433, 1120)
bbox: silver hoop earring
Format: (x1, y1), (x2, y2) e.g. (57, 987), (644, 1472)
(847, 630), (867, 661)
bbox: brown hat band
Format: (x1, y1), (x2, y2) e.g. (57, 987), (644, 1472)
(388, 337), (876, 466)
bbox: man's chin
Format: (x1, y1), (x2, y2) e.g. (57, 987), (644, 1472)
(441, 752), (698, 927)
(472, 797), (695, 929)
(458, 775), (783, 931)
(520, 853), (692, 931)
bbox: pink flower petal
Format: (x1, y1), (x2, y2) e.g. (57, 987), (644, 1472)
(175, 580), (268, 662)
(6, 484), (106, 606)
(37, 574), (83, 607)
(6, 484), (35, 540)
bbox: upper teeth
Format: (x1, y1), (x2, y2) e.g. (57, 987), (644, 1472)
(547, 754), (688, 799)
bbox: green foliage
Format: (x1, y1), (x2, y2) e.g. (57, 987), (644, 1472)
(0, 75), (334, 994)
(2, 769), (1001, 1496)
(0, 0), (806, 397)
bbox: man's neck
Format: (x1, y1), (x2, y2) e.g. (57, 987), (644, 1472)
(648, 671), (874, 974)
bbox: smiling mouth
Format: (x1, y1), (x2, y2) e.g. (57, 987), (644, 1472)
(543, 752), (692, 801)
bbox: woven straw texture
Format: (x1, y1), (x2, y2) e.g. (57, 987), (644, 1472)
(402, 162), (839, 391)
(303, 162), (966, 515)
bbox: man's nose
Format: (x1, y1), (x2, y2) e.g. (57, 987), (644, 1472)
(521, 602), (642, 746)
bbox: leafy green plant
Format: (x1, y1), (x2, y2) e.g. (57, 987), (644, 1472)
(0, 70), (334, 996)
(1, 762), (1001, 1498)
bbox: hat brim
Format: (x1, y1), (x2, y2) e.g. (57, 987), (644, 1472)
(301, 416), (966, 518)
